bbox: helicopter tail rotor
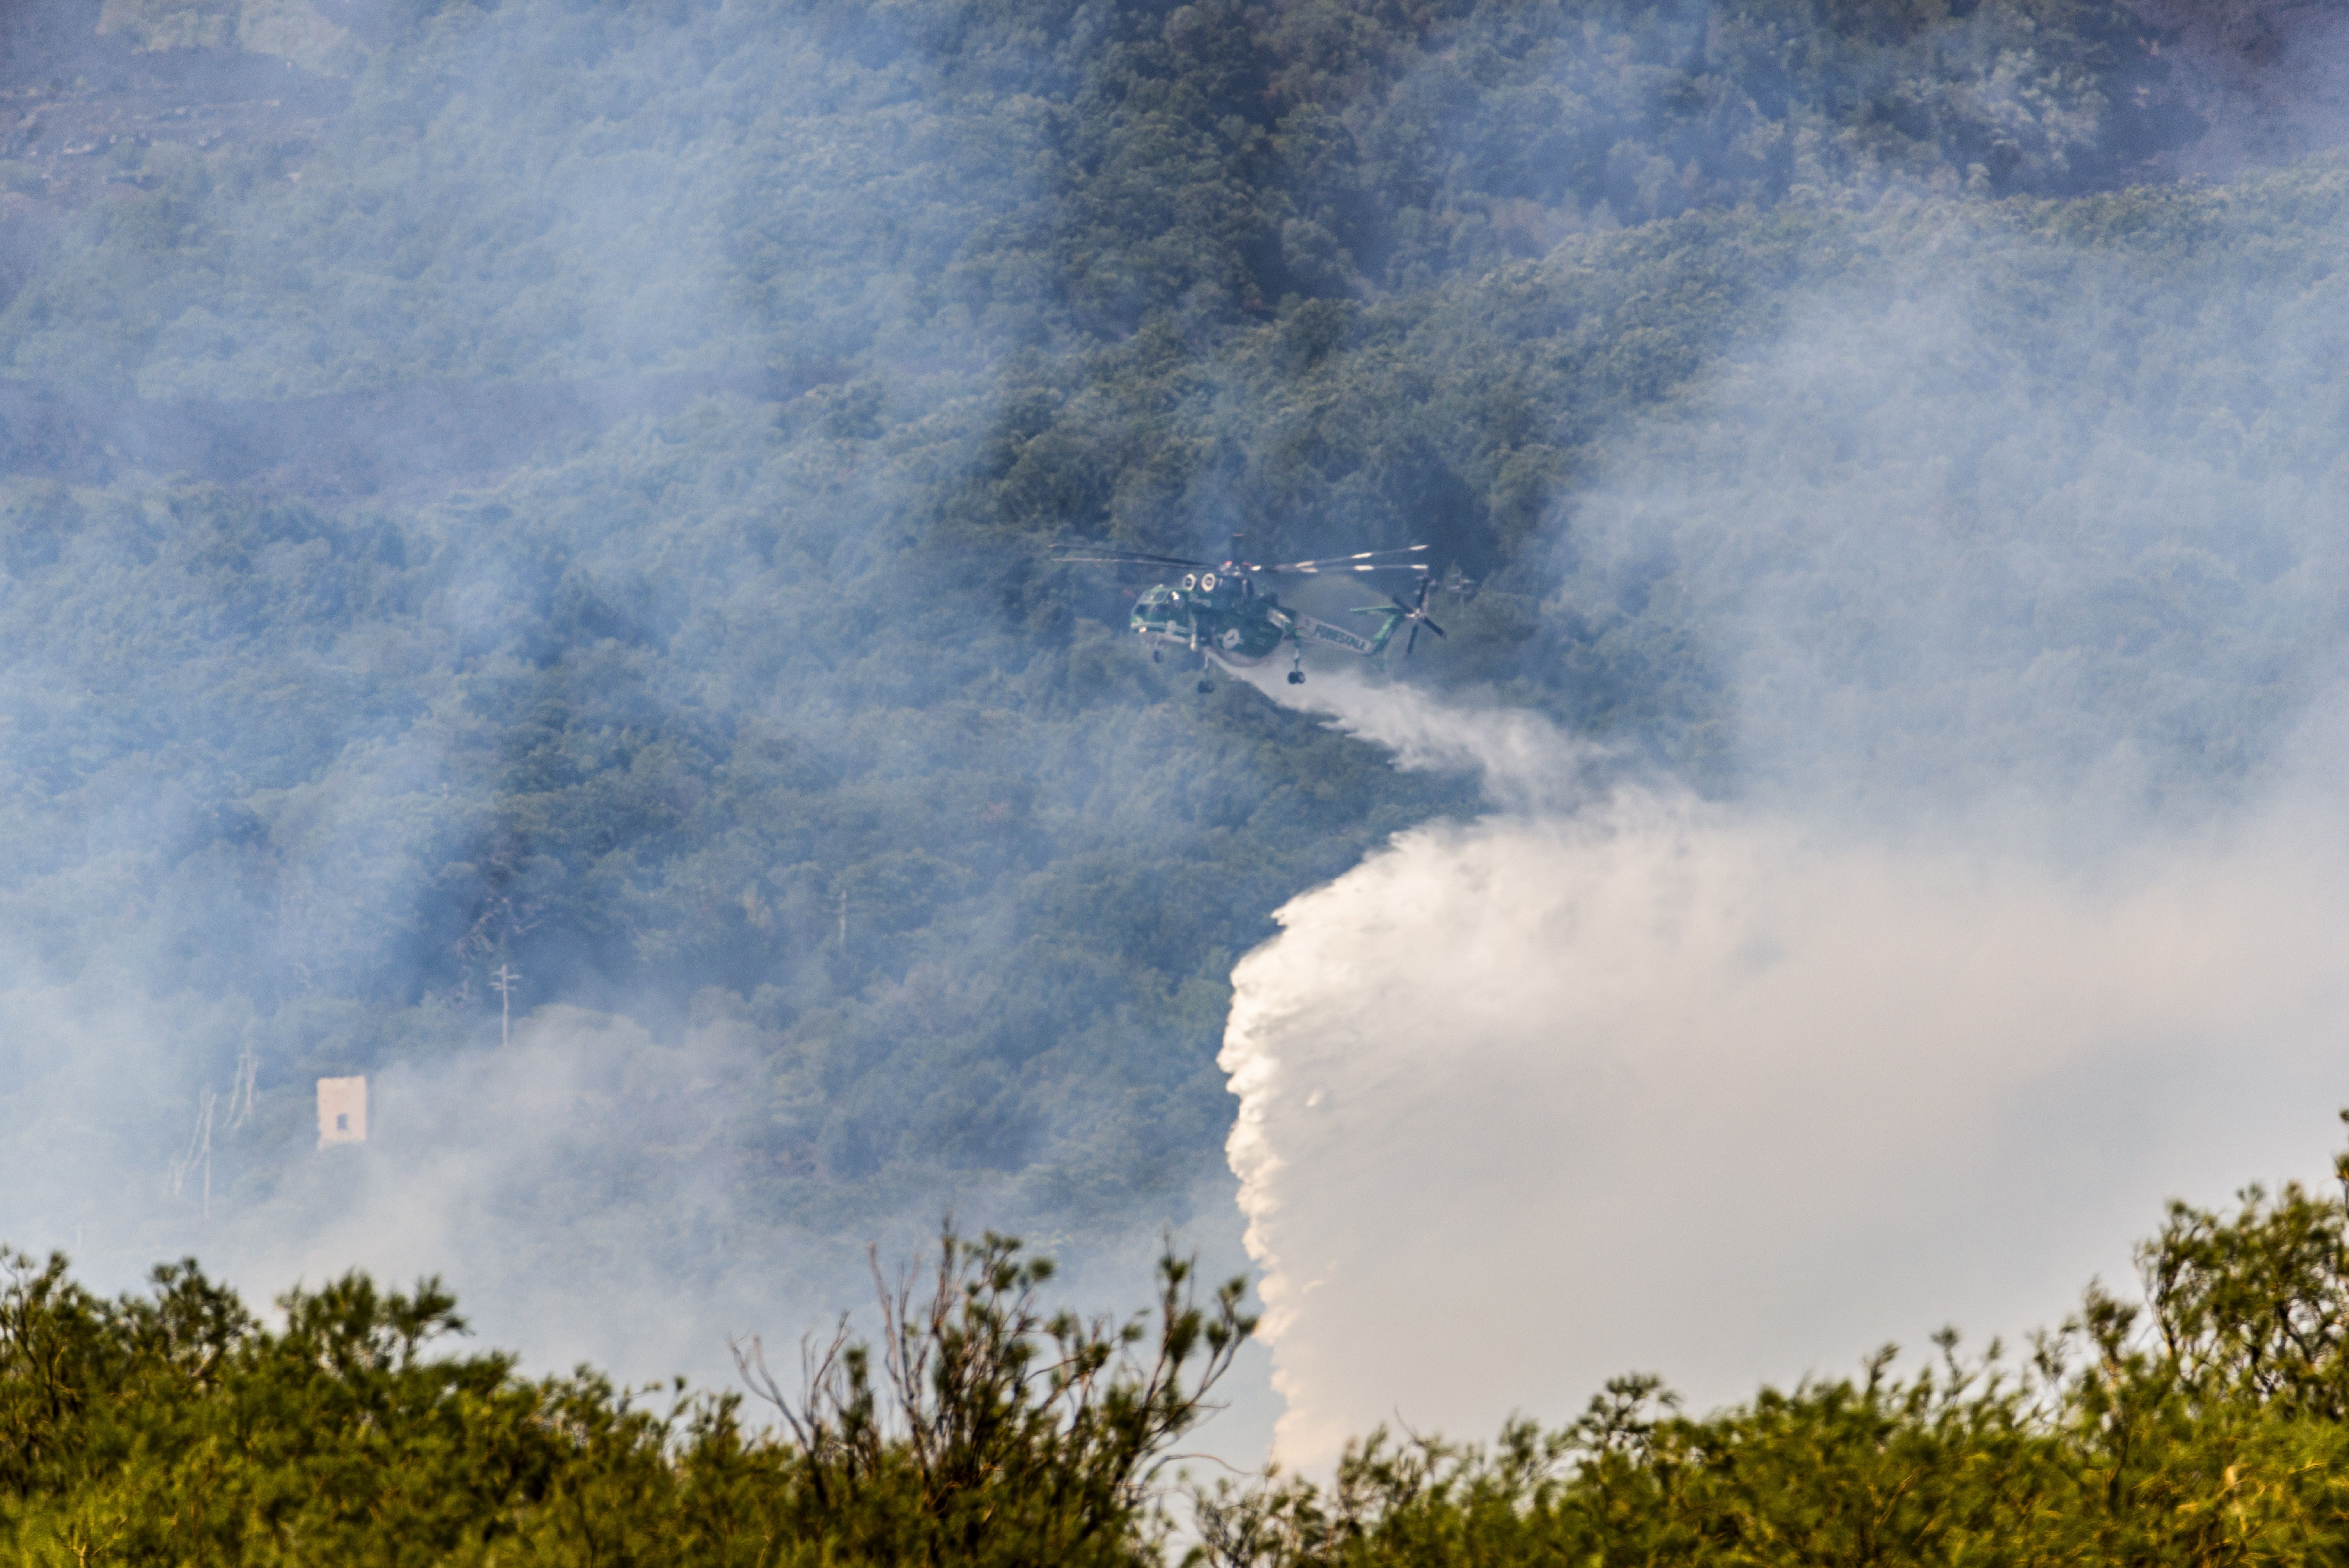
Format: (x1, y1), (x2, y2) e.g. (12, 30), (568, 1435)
(1391, 576), (1447, 657)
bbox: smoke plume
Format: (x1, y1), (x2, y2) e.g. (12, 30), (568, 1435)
(1223, 189), (2349, 1465)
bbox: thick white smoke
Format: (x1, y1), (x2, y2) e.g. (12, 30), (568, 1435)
(0, 0), (1094, 1391)
(1222, 194), (2349, 1465)
(1224, 763), (2349, 1463)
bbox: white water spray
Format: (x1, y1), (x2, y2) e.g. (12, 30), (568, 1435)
(1222, 682), (2349, 1463)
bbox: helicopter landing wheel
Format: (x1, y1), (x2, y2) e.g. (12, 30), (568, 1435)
(1151, 649), (1162, 663)
(1287, 670), (1305, 685)
(1196, 679), (1214, 694)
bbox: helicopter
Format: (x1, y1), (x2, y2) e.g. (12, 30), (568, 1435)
(1055, 535), (1445, 692)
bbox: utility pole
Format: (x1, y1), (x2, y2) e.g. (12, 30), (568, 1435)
(492, 962), (523, 1049)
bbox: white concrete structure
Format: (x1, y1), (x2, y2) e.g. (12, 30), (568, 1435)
(317, 1076), (367, 1146)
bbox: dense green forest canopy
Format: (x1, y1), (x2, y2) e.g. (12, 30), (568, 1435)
(0, 0), (2343, 1335)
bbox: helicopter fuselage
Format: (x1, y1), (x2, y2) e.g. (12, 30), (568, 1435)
(1130, 573), (1390, 668)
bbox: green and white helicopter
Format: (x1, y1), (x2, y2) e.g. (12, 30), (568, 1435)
(1056, 536), (1444, 691)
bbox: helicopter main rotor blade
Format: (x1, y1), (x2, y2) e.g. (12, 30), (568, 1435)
(1262, 545), (1431, 573)
(1054, 550), (1215, 568)
(1405, 620), (1420, 657)
(1260, 562), (1431, 576)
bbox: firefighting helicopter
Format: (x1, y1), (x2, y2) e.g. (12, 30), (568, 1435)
(1055, 535), (1444, 691)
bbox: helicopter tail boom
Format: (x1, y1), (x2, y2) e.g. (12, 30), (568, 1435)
(1290, 611), (1385, 657)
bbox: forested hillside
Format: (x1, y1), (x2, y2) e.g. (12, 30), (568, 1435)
(6, 0), (2349, 1558)
(2, 0), (2347, 1367)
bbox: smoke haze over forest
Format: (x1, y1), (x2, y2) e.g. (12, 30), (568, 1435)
(4, 0), (2349, 1477)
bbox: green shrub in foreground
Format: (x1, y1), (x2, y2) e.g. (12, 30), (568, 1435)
(1196, 1130), (2349, 1566)
(14, 1132), (2349, 1564)
(0, 1230), (1251, 1566)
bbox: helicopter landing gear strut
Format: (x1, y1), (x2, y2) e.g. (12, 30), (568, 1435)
(1287, 651), (1305, 685)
